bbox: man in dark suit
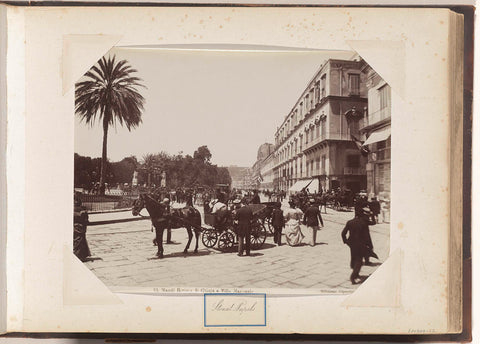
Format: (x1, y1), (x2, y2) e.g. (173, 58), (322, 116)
(73, 192), (91, 262)
(251, 191), (261, 205)
(303, 199), (324, 246)
(235, 203), (254, 256)
(271, 202), (285, 246)
(341, 208), (374, 284)
(368, 197), (381, 224)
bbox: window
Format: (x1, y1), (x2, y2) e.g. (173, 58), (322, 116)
(321, 120), (326, 139)
(346, 154), (360, 167)
(310, 129), (314, 142)
(315, 81), (321, 103)
(316, 158), (320, 174)
(305, 94), (310, 112)
(377, 137), (391, 161)
(321, 155), (326, 174)
(316, 124), (320, 139)
(348, 74), (360, 95)
(306, 161), (309, 176)
(379, 85), (391, 110)
(320, 74), (326, 99)
(299, 103), (303, 118)
(305, 129), (309, 144)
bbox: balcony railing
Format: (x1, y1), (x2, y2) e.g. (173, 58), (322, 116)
(344, 167), (366, 175)
(363, 107), (391, 128)
(304, 132), (352, 150)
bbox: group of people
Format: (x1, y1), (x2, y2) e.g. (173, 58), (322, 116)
(74, 184), (379, 285)
(268, 195), (378, 285)
(270, 199), (324, 247)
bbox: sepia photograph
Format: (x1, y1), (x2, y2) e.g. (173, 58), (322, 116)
(73, 47), (391, 292)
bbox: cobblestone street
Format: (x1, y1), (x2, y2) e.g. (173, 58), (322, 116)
(84, 205), (390, 292)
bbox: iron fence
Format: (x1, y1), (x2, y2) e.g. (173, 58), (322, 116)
(79, 192), (139, 212)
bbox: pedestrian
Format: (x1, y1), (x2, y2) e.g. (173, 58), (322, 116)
(73, 192), (91, 262)
(284, 200), (304, 246)
(271, 202), (285, 246)
(235, 202), (253, 256)
(303, 198), (324, 246)
(251, 191), (260, 204)
(162, 198), (173, 244)
(368, 196), (381, 224)
(341, 207), (375, 284)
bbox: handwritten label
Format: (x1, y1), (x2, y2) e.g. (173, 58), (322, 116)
(204, 293), (266, 327)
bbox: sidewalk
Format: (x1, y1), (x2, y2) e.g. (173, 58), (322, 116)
(88, 209), (149, 226)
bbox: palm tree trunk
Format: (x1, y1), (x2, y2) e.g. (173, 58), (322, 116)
(99, 116), (109, 195)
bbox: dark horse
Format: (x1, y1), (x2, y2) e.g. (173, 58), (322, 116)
(132, 193), (202, 258)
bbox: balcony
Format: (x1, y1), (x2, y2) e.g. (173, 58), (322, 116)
(363, 107), (391, 129)
(344, 167), (366, 175)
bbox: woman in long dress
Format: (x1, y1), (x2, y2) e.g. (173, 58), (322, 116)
(283, 200), (305, 246)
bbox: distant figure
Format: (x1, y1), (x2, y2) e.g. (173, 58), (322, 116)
(271, 202), (285, 246)
(283, 201), (304, 246)
(341, 208), (375, 284)
(162, 198), (173, 244)
(251, 191), (260, 204)
(73, 192), (91, 262)
(368, 197), (381, 224)
(235, 203), (253, 256)
(303, 199), (324, 246)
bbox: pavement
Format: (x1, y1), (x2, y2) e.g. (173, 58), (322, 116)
(88, 209), (148, 225)
(84, 204), (390, 291)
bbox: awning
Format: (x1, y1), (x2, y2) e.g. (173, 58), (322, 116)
(363, 127), (391, 146)
(289, 178), (319, 193)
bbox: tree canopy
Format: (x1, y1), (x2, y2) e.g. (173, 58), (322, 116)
(74, 145), (231, 189)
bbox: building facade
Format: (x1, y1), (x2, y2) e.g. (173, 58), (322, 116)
(361, 64), (391, 220)
(251, 143), (275, 190)
(273, 58), (368, 193)
(259, 153), (274, 191)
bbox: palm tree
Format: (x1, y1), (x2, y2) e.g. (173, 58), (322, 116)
(75, 55), (146, 194)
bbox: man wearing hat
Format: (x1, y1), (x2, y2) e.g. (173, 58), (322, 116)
(271, 202), (285, 246)
(341, 207), (375, 284)
(161, 197), (173, 244)
(235, 201), (254, 256)
(302, 198), (324, 246)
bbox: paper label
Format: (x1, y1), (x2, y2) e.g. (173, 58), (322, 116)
(204, 293), (266, 327)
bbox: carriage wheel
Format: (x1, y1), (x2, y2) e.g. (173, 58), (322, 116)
(201, 228), (218, 248)
(251, 220), (267, 250)
(263, 217), (274, 234)
(218, 231), (235, 252)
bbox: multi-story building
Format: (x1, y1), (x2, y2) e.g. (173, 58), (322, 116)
(251, 143), (274, 190)
(361, 64), (391, 219)
(273, 57), (368, 193)
(227, 166), (250, 190)
(259, 153), (274, 191)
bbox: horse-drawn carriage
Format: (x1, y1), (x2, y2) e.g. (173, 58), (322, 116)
(201, 203), (268, 251)
(132, 192), (270, 258)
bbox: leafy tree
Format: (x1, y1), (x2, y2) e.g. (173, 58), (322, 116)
(75, 55), (146, 194)
(111, 156), (137, 184)
(193, 145), (212, 164)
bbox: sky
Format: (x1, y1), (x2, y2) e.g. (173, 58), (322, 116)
(74, 47), (355, 167)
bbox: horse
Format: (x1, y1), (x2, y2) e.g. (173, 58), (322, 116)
(132, 193), (202, 259)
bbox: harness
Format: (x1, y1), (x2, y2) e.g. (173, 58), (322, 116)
(141, 194), (202, 231)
